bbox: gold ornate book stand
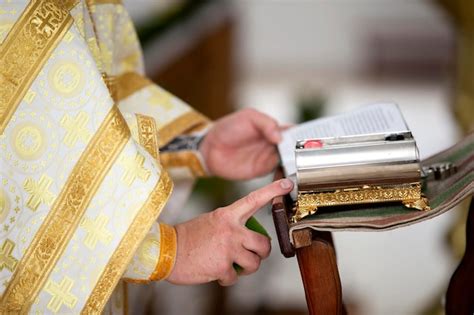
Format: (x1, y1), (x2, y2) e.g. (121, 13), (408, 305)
(292, 132), (430, 222)
(296, 183), (429, 222)
(272, 132), (474, 315)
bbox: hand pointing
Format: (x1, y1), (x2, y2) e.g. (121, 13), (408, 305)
(167, 178), (294, 286)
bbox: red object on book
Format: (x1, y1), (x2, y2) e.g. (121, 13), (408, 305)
(304, 140), (323, 149)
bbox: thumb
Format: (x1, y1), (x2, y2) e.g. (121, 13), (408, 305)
(247, 110), (282, 144)
(232, 179), (293, 223)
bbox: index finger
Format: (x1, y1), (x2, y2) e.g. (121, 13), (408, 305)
(231, 179), (293, 223)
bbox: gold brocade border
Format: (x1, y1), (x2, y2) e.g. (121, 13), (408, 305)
(0, 106), (130, 313)
(136, 114), (160, 161)
(87, 0), (122, 6)
(150, 223), (177, 281)
(115, 71), (151, 102)
(158, 111), (209, 147)
(122, 277), (150, 284)
(82, 170), (173, 314)
(160, 151), (207, 177)
(0, 0), (76, 134)
(103, 74), (118, 102)
(114, 72), (210, 146)
(186, 122), (211, 134)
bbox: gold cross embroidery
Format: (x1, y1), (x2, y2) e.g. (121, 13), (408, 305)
(140, 126), (154, 140)
(0, 239), (18, 272)
(119, 154), (151, 186)
(45, 277), (78, 313)
(24, 174), (55, 211)
(60, 111), (92, 147)
(80, 214), (113, 250)
(32, 12), (55, 36)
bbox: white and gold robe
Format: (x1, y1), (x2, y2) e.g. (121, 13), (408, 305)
(0, 0), (209, 313)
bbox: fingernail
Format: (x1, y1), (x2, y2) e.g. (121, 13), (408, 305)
(280, 179), (293, 189)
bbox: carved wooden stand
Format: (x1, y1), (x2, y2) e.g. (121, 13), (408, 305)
(294, 229), (345, 315)
(272, 192), (345, 315)
(271, 178), (473, 315)
(446, 198), (474, 315)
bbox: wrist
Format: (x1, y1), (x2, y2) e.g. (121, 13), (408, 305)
(198, 134), (211, 169)
(160, 125), (213, 177)
(196, 127), (214, 176)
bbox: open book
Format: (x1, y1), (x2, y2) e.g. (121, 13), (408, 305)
(278, 103), (410, 178)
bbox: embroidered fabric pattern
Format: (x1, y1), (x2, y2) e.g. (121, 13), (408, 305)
(0, 0), (77, 133)
(0, 106), (130, 313)
(136, 114), (160, 161)
(82, 171), (173, 313)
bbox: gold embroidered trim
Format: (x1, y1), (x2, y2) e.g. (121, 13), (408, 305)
(114, 72), (209, 146)
(0, 106), (130, 313)
(160, 151), (207, 177)
(159, 112), (209, 147)
(0, 0), (76, 134)
(82, 171), (173, 314)
(150, 223), (177, 281)
(87, 0), (123, 6)
(103, 74), (118, 101)
(185, 122), (211, 134)
(136, 114), (160, 161)
(116, 72), (151, 102)
(122, 278), (150, 284)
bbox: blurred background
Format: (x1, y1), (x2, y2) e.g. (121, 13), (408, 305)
(123, 0), (473, 314)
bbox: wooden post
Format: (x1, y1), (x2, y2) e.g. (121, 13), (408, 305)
(295, 230), (344, 315)
(446, 198), (474, 315)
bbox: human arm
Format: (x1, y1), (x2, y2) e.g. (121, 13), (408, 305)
(167, 178), (293, 286)
(87, 1), (284, 286)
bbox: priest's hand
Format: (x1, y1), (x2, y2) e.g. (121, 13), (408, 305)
(199, 108), (282, 180)
(167, 178), (293, 286)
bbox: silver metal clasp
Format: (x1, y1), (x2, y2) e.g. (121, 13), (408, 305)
(422, 162), (458, 181)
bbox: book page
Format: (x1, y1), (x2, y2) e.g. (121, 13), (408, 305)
(278, 103), (409, 176)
